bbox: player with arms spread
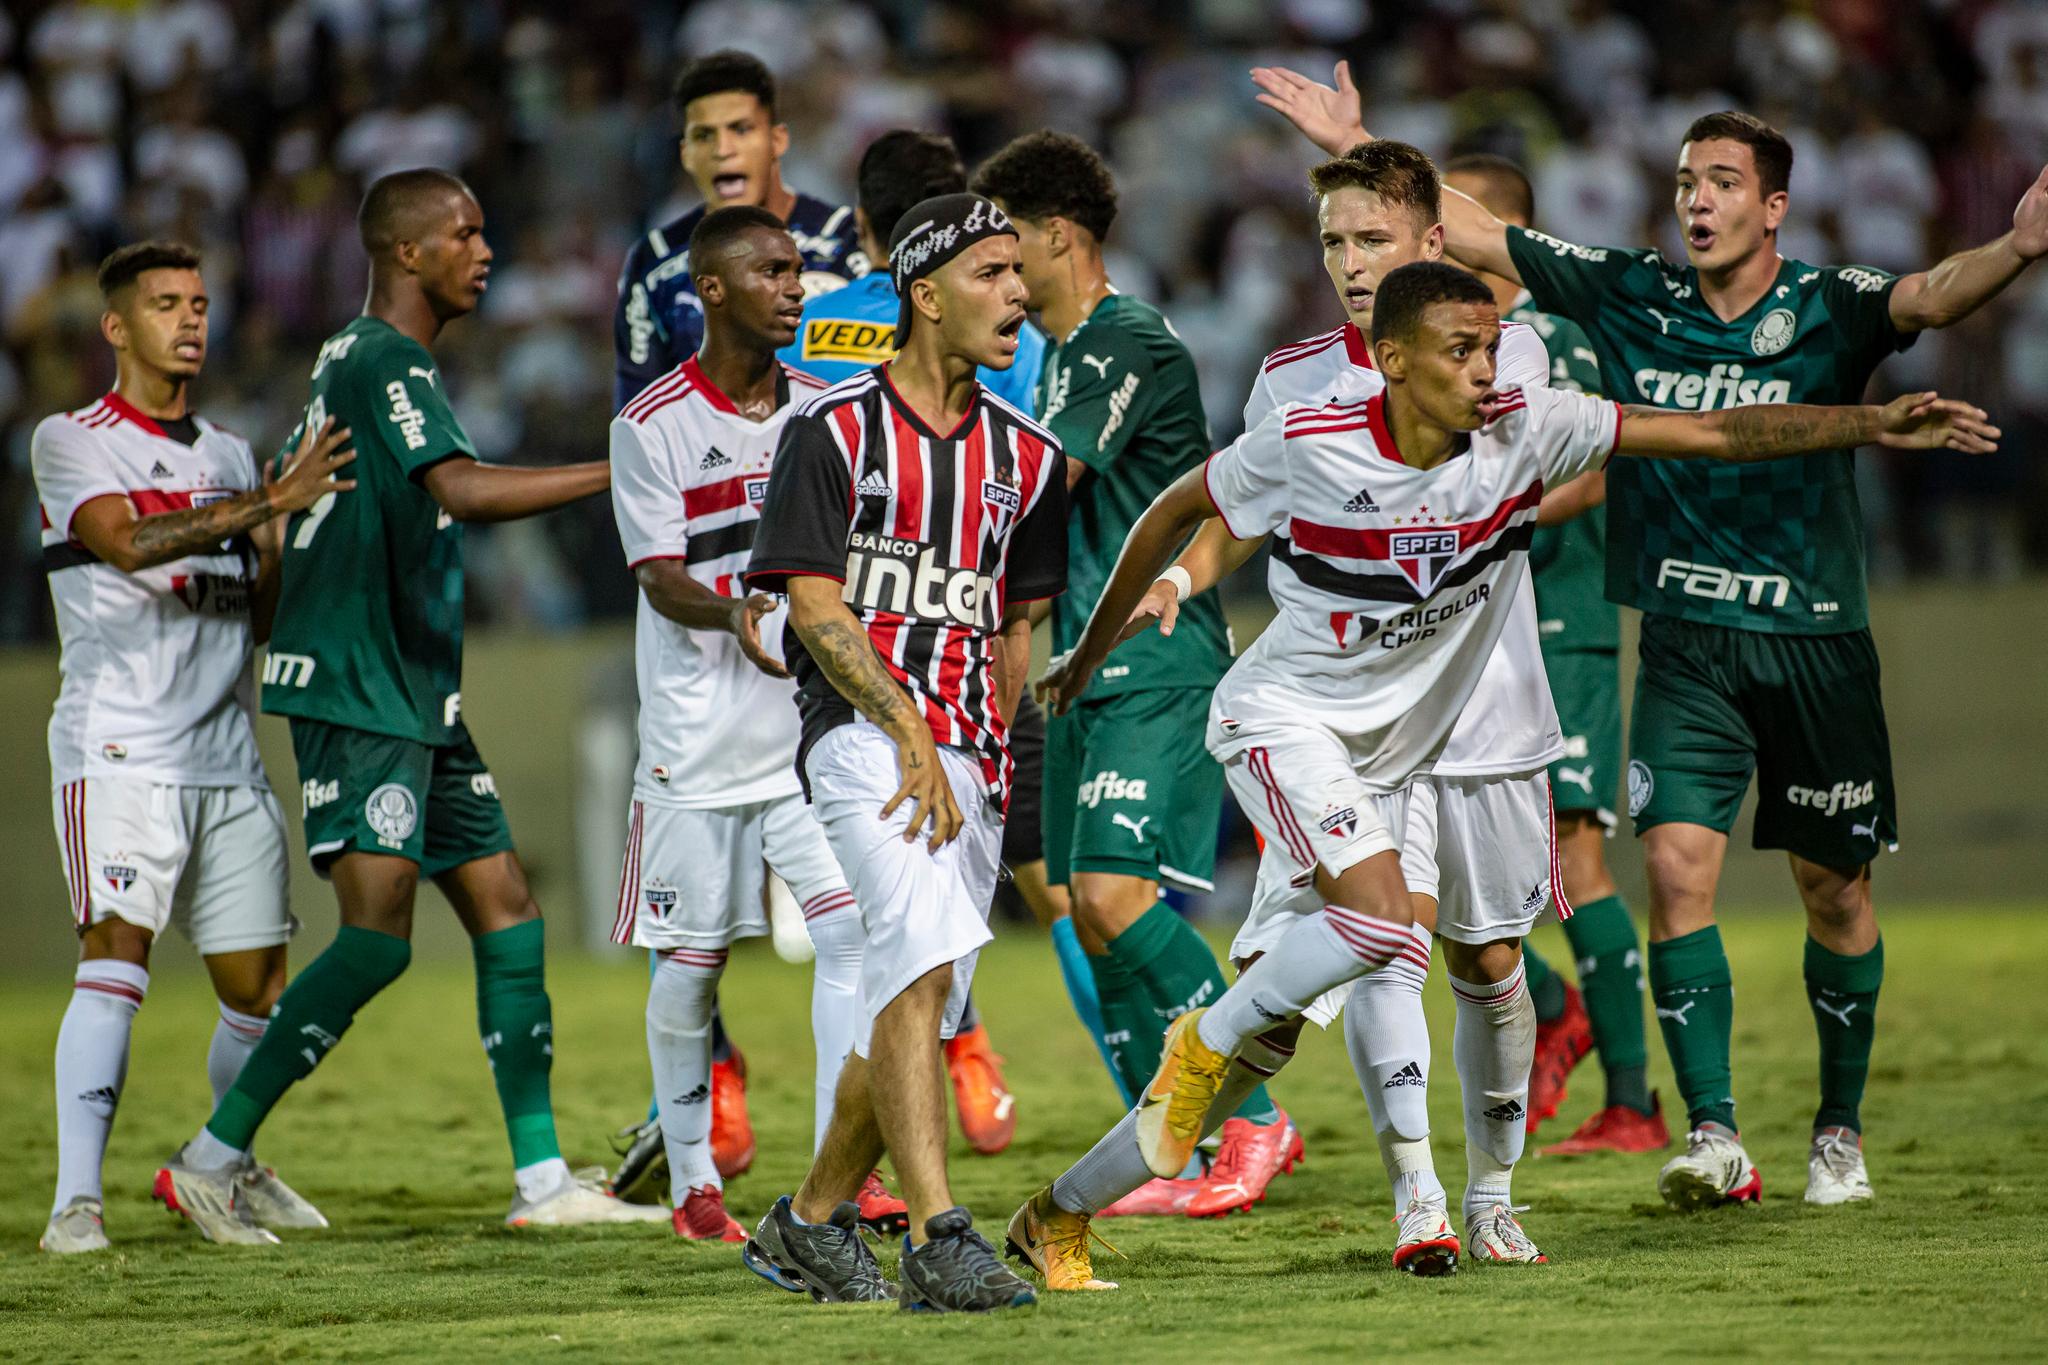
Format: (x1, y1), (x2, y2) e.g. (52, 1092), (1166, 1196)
(154, 170), (652, 1241)
(972, 130), (1300, 1220)
(1258, 61), (2048, 1207)
(742, 194), (1065, 1313)
(32, 241), (352, 1253)
(1006, 260), (1994, 1292)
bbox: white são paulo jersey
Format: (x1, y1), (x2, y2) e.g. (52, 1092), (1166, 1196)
(1246, 320), (1564, 776)
(31, 393), (267, 788)
(610, 356), (829, 809)
(1206, 380), (1622, 792)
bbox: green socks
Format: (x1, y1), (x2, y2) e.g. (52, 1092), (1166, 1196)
(1523, 945), (1566, 1022)
(1109, 904), (1281, 1125)
(1649, 925), (1737, 1132)
(473, 919), (562, 1169)
(1088, 952), (1153, 1104)
(1563, 894), (1652, 1113)
(206, 925), (412, 1151)
(1806, 935), (1882, 1134)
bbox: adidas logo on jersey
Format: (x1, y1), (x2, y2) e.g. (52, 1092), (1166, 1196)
(1342, 486), (1380, 513)
(701, 445), (732, 469)
(1384, 1061), (1425, 1089)
(149, 460), (174, 479)
(855, 469), (891, 499)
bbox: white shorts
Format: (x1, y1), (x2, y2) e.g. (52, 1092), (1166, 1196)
(804, 723), (1002, 1058)
(54, 778), (294, 954)
(611, 790), (853, 951)
(1403, 770), (1566, 945)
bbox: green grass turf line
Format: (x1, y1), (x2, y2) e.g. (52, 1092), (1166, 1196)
(3, 908), (2046, 1360)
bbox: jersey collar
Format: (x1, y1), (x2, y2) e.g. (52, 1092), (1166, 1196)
(879, 361), (982, 441)
(682, 355), (790, 420)
(1363, 393), (1403, 463)
(1344, 321), (1375, 371)
(101, 391), (170, 437)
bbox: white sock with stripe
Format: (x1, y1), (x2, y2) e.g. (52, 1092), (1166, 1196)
(1345, 923), (1445, 1211)
(53, 959), (148, 1215)
(1197, 905), (1411, 1056)
(208, 1003), (269, 1105)
(647, 949), (725, 1198)
(802, 892), (863, 1153)
(1450, 961), (1534, 1222)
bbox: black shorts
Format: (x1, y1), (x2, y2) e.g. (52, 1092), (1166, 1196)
(1002, 690), (1045, 867)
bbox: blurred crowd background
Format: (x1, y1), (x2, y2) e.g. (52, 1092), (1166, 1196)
(3, 0), (2047, 644)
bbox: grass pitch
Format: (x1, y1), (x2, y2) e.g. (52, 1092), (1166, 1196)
(3, 906), (2045, 1361)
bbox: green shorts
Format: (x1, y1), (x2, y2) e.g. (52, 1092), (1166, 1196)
(1628, 615), (1896, 868)
(1043, 687), (1223, 892)
(288, 719), (514, 878)
(1542, 646), (1622, 829)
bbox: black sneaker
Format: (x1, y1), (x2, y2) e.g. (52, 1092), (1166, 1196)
(742, 1196), (897, 1303)
(604, 1117), (667, 1205)
(899, 1208), (1038, 1313)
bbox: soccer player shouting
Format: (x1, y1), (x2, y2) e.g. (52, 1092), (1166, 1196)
(32, 242), (353, 1253)
(1007, 259), (1995, 1292)
(743, 194), (1065, 1313)
(155, 170), (653, 1239)
(1259, 61), (2048, 1207)
(607, 205), (906, 1241)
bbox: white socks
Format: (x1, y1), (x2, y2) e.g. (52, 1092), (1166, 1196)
(208, 1004), (269, 1106)
(514, 1156), (573, 1202)
(53, 960), (148, 1214)
(802, 896), (863, 1154)
(1450, 961), (1534, 1221)
(1345, 923), (1445, 1211)
(1199, 905), (1411, 1057)
(1052, 1030), (1297, 1215)
(648, 949), (725, 1198)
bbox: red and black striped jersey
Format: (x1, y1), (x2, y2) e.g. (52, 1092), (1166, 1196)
(746, 364), (1068, 797)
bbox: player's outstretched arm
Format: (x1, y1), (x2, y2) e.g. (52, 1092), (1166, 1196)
(1036, 463), (1227, 716)
(1888, 166), (2048, 332)
(1249, 60), (1521, 282)
(1537, 469), (1606, 527)
(635, 562), (789, 678)
(71, 418), (355, 574)
(421, 456), (609, 523)
(1117, 516), (1264, 644)
(1615, 392), (2000, 463)
(786, 575), (961, 850)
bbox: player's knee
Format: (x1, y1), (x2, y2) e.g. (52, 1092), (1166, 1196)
(1643, 834), (1718, 932)
(1442, 936), (1520, 986)
(1792, 858), (1870, 933)
(79, 917), (153, 967)
(1069, 873), (1151, 941)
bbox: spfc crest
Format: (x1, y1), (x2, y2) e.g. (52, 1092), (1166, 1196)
(1389, 529), (1458, 595)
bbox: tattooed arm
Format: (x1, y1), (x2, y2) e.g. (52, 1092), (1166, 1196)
(1615, 392), (2000, 463)
(786, 575), (962, 849)
(73, 419), (355, 574)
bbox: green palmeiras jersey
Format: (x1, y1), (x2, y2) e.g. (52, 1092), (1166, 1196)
(261, 316), (475, 744)
(1506, 226), (1915, 634)
(1511, 297), (1617, 653)
(1036, 292), (1230, 697)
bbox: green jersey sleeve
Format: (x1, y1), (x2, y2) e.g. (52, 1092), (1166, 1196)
(1817, 264), (1914, 376)
(1037, 324), (1158, 475)
(352, 338), (476, 483)
(1505, 226), (1646, 322)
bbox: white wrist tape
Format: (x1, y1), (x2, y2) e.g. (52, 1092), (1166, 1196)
(1158, 566), (1194, 602)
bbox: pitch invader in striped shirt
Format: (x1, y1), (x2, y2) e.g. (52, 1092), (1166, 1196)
(608, 206), (914, 1243)
(1009, 260), (1996, 1292)
(744, 193), (1066, 1313)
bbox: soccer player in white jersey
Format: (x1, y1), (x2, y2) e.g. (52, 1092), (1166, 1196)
(30, 241), (355, 1253)
(609, 206), (907, 1242)
(1005, 259), (1995, 1291)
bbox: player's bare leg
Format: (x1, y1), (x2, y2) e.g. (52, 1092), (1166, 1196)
(47, 919), (156, 1253)
(861, 965), (957, 1240)
(746, 1053), (896, 1302)
(1644, 823), (1758, 1209)
(1440, 935), (1545, 1263)
(1791, 855), (1880, 1204)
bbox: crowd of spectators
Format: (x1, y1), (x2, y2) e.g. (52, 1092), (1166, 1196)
(3, 0), (2046, 642)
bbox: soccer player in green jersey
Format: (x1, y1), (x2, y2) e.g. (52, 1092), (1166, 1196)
(973, 132), (1301, 1218)
(1258, 61), (2048, 1208)
(1441, 154), (1665, 1157)
(155, 169), (660, 1241)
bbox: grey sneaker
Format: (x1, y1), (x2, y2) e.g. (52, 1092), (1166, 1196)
(153, 1148), (279, 1246)
(41, 1197), (110, 1254)
(237, 1158), (329, 1230)
(899, 1207), (1038, 1313)
(742, 1196), (896, 1303)
(605, 1118), (667, 1205)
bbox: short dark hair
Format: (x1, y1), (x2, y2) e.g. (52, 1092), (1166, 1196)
(358, 168), (473, 254)
(673, 49), (776, 124)
(1371, 261), (1497, 346)
(859, 130), (967, 248)
(97, 240), (201, 300)
(970, 130), (1118, 243)
(1442, 152), (1534, 226)
(688, 204), (789, 282)
(1308, 140), (1442, 230)
(1682, 111), (1793, 199)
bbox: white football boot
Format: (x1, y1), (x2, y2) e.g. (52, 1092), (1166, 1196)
(41, 1197), (111, 1254)
(237, 1157), (330, 1229)
(1658, 1125), (1762, 1211)
(154, 1148), (281, 1245)
(1391, 1197), (1459, 1276)
(1805, 1127), (1873, 1205)
(1464, 1203), (1548, 1263)
(507, 1168), (670, 1227)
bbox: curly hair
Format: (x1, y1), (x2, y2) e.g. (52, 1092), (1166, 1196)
(970, 130), (1118, 243)
(674, 49), (776, 124)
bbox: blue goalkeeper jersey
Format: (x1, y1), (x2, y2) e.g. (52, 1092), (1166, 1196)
(776, 272), (1046, 411)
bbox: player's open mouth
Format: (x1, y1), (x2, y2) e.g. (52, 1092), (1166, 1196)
(996, 312), (1025, 344)
(713, 174), (748, 199)
(1346, 287), (1372, 311)
(1688, 225), (1715, 250)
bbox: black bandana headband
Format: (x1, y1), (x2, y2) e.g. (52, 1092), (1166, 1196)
(888, 193), (1017, 348)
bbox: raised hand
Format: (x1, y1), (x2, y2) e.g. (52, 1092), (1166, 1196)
(2011, 165), (2048, 261)
(1250, 60), (1369, 157)
(1876, 391), (2001, 453)
(270, 417), (356, 512)
(730, 593), (792, 678)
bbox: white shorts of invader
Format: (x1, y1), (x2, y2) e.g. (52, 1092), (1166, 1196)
(53, 778), (295, 954)
(803, 722), (1003, 1060)
(1402, 769), (1568, 947)
(611, 790), (853, 951)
